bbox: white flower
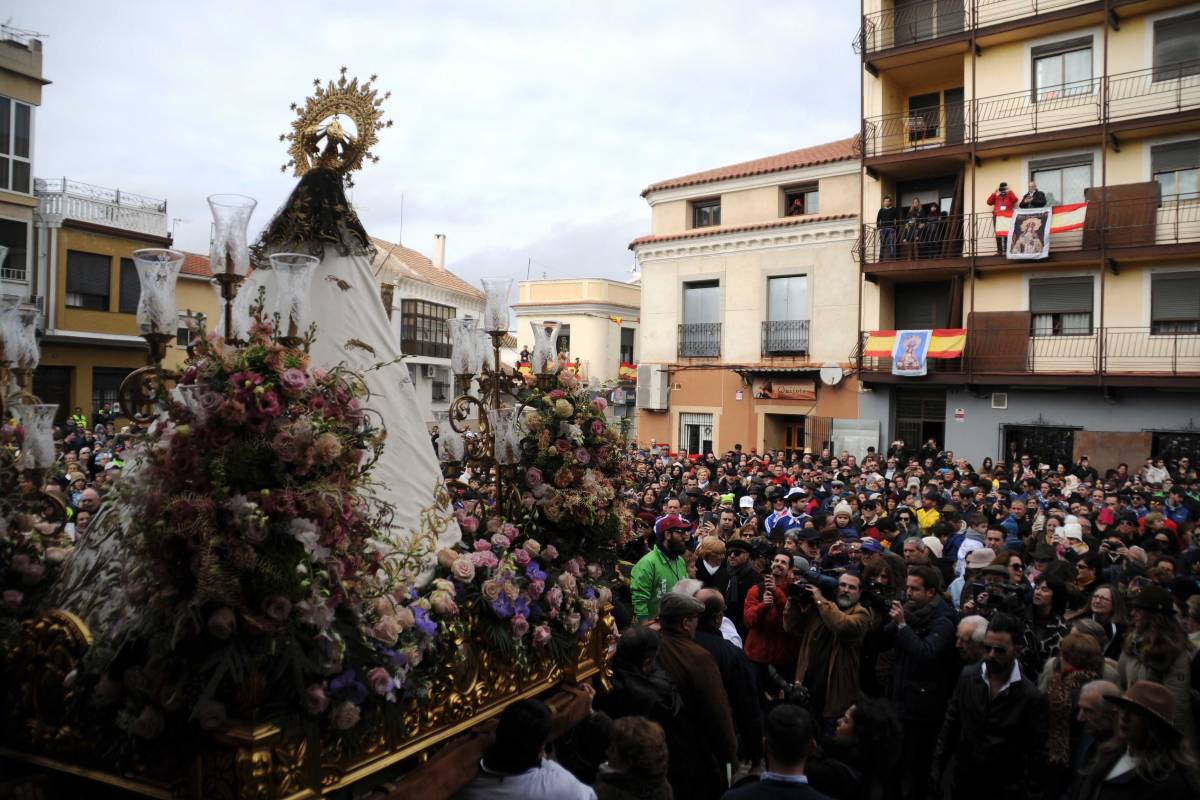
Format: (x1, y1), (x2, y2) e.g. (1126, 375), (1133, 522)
(224, 494), (257, 515)
(296, 598), (335, 630)
(290, 518), (330, 562)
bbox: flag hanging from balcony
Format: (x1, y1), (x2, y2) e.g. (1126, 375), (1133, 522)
(994, 201), (1087, 260)
(864, 328), (966, 377)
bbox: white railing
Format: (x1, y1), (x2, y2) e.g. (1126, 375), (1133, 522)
(35, 178), (169, 238)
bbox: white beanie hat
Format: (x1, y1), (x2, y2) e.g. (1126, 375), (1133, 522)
(922, 536), (944, 559)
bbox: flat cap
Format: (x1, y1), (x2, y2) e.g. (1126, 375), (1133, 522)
(658, 591), (705, 620)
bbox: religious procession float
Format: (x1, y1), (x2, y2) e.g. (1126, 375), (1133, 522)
(0, 72), (627, 798)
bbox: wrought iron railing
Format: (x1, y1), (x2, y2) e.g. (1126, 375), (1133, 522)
(762, 320), (811, 356)
(856, 193), (1200, 265)
(854, 0), (1101, 56)
(400, 339), (452, 359)
(856, 327), (1200, 376)
(0, 266), (27, 282)
(678, 322), (721, 358)
(858, 63), (1200, 158)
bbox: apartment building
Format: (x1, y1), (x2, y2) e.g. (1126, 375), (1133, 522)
(513, 277), (640, 427)
(31, 178), (217, 421)
(371, 234), (486, 428)
(632, 139), (875, 457)
(0, 29), (46, 301)
(855, 0), (1200, 470)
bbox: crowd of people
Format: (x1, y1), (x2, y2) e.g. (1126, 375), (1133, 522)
(458, 439), (1200, 800)
(39, 402), (130, 540)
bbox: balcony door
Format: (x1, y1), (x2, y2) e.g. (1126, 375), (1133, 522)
(895, 389), (945, 454)
(681, 281), (720, 357)
(894, 281), (952, 330)
(765, 275), (809, 355)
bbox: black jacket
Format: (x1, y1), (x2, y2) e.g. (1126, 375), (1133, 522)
(1073, 746), (1198, 800)
(699, 561), (731, 593)
(695, 627), (764, 763)
(881, 596), (957, 723)
(722, 777), (833, 800)
(876, 206), (900, 227)
(934, 663), (1047, 799)
(1019, 190), (1048, 208)
(724, 562), (764, 638)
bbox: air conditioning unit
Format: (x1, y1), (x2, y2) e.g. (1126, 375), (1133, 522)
(991, 392), (1008, 410)
(421, 364), (437, 379)
(635, 364), (669, 410)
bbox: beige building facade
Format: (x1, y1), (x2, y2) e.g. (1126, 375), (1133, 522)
(856, 0), (1200, 470)
(633, 139), (874, 457)
(0, 31), (47, 300)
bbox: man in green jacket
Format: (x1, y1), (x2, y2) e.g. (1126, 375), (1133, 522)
(631, 516), (690, 621)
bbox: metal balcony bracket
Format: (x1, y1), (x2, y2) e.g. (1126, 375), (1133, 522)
(1102, 387), (1118, 403)
(1108, 10), (1120, 31)
(973, 156), (982, 168)
(1108, 133), (1121, 153)
(865, 61), (879, 78)
(973, 44), (982, 58)
(865, 166), (879, 181)
(1107, 258), (1120, 275)
(863, 271), (879, 284)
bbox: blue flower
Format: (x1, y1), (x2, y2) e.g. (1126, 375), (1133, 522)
(380, 647), (407, 670)
(491, 594), (514, 619)
(329, 668), (368, 704)
(581, 585), (595, 600)
(525, 563), (547, 582)
(514, 596), (530, 618)
(412, 606), (437, 637)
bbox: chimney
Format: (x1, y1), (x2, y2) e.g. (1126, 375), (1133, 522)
(432, 234), (446, 270)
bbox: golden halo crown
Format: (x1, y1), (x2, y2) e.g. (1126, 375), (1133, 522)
(280, 67), (393, 183)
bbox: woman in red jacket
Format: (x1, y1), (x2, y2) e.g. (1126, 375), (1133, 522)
(987, 181), (1019, 255)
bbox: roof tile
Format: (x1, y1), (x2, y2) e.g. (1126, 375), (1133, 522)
(369, 236), (485, 301)
(179, 251), (213, 278)
(628, 213), (857, 250)
(641, 136), (858, 197)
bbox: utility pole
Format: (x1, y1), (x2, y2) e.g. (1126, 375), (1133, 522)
(526, 257), (532, 280)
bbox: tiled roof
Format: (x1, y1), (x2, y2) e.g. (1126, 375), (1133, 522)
(640, 136), (858, 197)
(628, 213), (857, 249)
(179, 251), (213, 278)
(369, 236), (486, 301)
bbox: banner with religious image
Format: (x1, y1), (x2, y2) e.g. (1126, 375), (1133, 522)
(1006, 207), (1052, 259)
(891, 329), (932, 376)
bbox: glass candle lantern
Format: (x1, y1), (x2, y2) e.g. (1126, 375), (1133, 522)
(208, 194), (257, 276)
(529, 321), (561, 374)
(487, 407), (524, 466)
(269, 253), (320, 337)
(449, 317), (480, 376)
(14, 404), (58, 470)
(0, 304), (20, 364)
(438, 428), (466, 462)
(132, 249), (185, 336)
(480, 278), (513, 333)
(472, 329), (492, 375)
(15, 307), (40, 369)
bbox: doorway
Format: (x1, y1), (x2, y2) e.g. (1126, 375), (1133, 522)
(680, 412), (713, 457)
(32, 366), (71, 426)
(894, 281), (953, 329)
(895, 389), (946, 453)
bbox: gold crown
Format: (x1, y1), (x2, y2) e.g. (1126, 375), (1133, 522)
(280, 67), (393, 183)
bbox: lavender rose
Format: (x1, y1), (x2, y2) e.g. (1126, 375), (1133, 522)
(533, 625), (553, 647)
(303, 684), (330, 715)
(330, 701), (361, 731)
(367, 667), (393, 696)
(279, 368), (308, 396)
(511, 614), (530, 639)
(525, 467), (544, 487)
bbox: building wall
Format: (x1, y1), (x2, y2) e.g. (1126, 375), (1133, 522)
(38, 343), (146, 420)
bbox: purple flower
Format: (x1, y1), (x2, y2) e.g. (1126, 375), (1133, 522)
(525, 562), (547, 582)
(280, 368), (308, 395)
(590, 420), (604, 436)
(514, 595), (531, 618)
(329, 669), (369, 705)
(581, 585), (596, 600)
(491, 594), (515, 619)
(412, 606), (437, 637)
(542, 545), (559, 561)
(574, 448), (591, 465)
(525, 467), (544, 487)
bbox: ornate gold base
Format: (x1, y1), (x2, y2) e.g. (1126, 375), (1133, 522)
(1, 606), (617, 799)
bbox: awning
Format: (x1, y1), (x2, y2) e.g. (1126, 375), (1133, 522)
(864, 328), (966, 358)
(994, 201), (1087, 235)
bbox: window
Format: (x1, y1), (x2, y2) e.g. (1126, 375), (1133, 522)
(784, 185), (819, 216)
(32, 366), (71, 425)
(1030, 276), (1093, 336)
(1153, 11), (1200, 81)
(0, 97), (32, 193)
(1030, 154), (1093, 206)
(431, 376), (450, 401)
(691, 198), (720, 228)
(1032, 37), (1092, 101)
(767, 275), (808, 321)
(118, 258), (139, 314)
(620, 327), (635, 363)
(1151, 140), (1200, 201)
(1151, 272), (1200, 333)
(556, 324), (571, 357)
(176, 313), (204, 348)
(680, 412), (713, 456)
(399, 300), (453, 358)
(0, 218), (28, 283)
(680, 281), (720, 357)
(907, 92), (941, 141)
(92, 367), (132, 415)
(65, 250), (111, 310)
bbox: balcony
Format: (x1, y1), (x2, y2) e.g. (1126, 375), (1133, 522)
(400, 339), (452, 359)
(34, 178), (169, 238)
(762, 320), (811, 357)
(859, 63), (1200, 163)
(678, 322), (721, 358)
(855, 326), (1200, 386)
(857, 192), (1200, 275)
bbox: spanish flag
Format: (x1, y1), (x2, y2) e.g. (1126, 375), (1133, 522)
(994, 201), (1087, 236)
(864, 329), (966, 359)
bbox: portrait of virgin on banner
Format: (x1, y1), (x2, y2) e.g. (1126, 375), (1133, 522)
(892, 329), (931, 377)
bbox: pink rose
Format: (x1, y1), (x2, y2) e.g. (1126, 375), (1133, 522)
(459, 516), (479, 534)
(470, 550), (499, 570)
(430, 590), (458, 616)
(511, 614), (530, 639)
(473, 538), (492, 552)
(558, 573), (578, 595)
(523, 539), (542, 557)
(546, 586), (564, 609)
(566, 558), (583, 577)
(525, 467), (544, 487)
(2, 589), (23, 610)
(330, 701), (361, 731)
(303, 684), (329, 715)
(438, 548), (459, 569)
(490, 533), (511, 551)
(527, 579), (545, 600)
(590, 420), (604, 435)
(371, 616), (402, 646)
(481, 580), (502, 603)
(280, 368), (308, 396)
(451, 556), (476, 583)
(592, 397), (607, 411)
(395, 606), (415, 631)
(367, 667), (393, 696)
(513, 548), (532, 567)
(548, 390), (567, 400)
(261, 596), (292, 623)
(573, 448), (590, 465)
(207, 607), (237, 640)
(533, 625), (552, 647)
(543, 545), (559, 561)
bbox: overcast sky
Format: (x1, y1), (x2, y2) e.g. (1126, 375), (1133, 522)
(22, 1), (859, 288)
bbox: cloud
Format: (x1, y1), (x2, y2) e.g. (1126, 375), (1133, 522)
(23, 1), (860, 282)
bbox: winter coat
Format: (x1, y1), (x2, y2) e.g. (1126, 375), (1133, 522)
(630, 547), (688, 621)
(695, 627), (764, 763)
(594, 766), (674, 800)
(742, 583), (801, 668)
(881, 596), (957, 723)
(1074, 746), (1199, 800)
(783, 598), (873, 716)
(1116, 643), (1196, 746)
(724, 562), (764, 638)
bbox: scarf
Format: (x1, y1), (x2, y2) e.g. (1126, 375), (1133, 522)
(1046, 667), (1098, 765)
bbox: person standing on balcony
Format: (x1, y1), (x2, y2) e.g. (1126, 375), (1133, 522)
(876, 195), (899, 261)
(900, 197), (925, 259)
(1020, 180), (1047, 209)
(987, 181), (1019, 255)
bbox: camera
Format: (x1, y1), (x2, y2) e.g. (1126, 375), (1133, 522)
(968, 581), (1025, 616)
(763, 665), (811, 709)
(861, 578), (897, 612)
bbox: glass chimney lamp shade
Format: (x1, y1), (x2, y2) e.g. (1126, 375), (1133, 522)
(487, 407), (524, 465)
(438, 428), (466, 462)
(0, 304), (20, 364)
(449, 317), (479, 376)
(208, 194), (257, 277)
(0, 245), (16, 308)
(529, 321), (560, 374)
(14, 404), (58, 470)
(472, 329), (492, 375)
(16, 307), (40, 369)
(269, 253), (320, 335)
(132, 249), (185, 336)
(480, 278), (513, 334)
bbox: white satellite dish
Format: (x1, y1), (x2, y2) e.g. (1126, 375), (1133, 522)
(820, 364), (843, 386)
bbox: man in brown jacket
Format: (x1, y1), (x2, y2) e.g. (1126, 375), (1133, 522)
(783, 572), (873, 725)
(656, 591), (739, 800)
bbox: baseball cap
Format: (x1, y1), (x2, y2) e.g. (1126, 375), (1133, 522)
(738, 495), (754, 509)
(785, 486), (807, 499)
(860, 538), (884, 554)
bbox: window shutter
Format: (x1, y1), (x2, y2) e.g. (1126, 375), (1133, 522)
(65, 251), (112, 296)
(1154, 12), (1200, 70)
(1151, 140), (1200, 174)
(1151, 272), (1200, 321)
(1031, 36), (1093, 59)
(1030, 277), (1092, 314)
(118, 258), (140, 314)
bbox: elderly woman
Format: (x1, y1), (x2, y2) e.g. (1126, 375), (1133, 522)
(695, 536), (727, 591)
(593, 716), (673, 800)
(1040, 631), (1105, 796)
(1117, 585), (1195, 746)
